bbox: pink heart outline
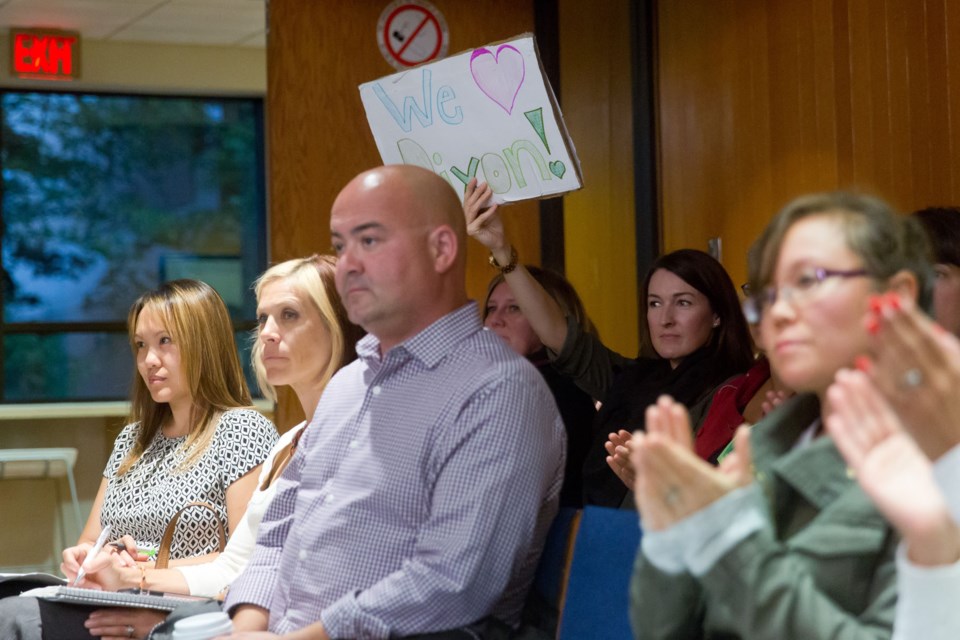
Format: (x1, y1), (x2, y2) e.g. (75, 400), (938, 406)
(470, 45), (525, 115)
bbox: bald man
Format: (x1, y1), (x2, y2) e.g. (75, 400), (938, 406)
(224, 166), (565, 639)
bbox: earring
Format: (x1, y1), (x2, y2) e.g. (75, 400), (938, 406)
(713, 319), (720, 327)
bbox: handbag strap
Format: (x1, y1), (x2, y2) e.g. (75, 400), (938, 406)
(154, 501), (226, 569)
(258, 425), (307, 492)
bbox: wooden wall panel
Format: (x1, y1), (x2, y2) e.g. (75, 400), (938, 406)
(657, 0), (960, 289)
(922, 2), (953, 200)
(558, 0), (638, 357)
(266, 0), (537, 428)
(943, 0), (960, 197)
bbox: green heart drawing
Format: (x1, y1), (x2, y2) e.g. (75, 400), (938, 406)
(549, 161), (566, 179)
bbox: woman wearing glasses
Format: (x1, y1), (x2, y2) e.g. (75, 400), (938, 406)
(628, 192), (933, 639)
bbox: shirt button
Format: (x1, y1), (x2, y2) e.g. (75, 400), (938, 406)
(348, 440), (359, 449)
(298, 549), (307, 561)
(326, 494), (335, 504)
(372, 385), (382, 395)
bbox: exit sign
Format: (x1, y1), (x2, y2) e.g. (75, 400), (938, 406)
(10, 29), (81, 80)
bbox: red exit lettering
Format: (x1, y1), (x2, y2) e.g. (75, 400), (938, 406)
(12, 30), (80, 80)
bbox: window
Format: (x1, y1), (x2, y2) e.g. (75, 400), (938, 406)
(1, 91), (266, 402)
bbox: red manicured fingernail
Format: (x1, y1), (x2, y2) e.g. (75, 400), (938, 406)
(865, 316), (880, 335)
(869, 295), (884, 315)
(854, 355), (873, 373)
(888, 293), (901, 311)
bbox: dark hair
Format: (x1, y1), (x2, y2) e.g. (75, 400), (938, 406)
(123, 279), (252, 475)
(483, 265), (597, 337)
(750, 192), (934, 314)
(913, 207), (960, 267)
(639, 249), (754, 371)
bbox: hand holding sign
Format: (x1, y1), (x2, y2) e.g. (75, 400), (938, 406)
(359, 34), (582, 205)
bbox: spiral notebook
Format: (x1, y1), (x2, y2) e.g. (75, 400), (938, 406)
(39, 586), (213, 612)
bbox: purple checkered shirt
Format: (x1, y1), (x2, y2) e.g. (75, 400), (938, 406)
(226, 302), (565, 638)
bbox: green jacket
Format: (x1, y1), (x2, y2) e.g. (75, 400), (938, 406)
(630, 393), (898, 639)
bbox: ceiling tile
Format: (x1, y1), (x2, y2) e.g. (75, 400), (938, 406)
(0, 0), (264, 47)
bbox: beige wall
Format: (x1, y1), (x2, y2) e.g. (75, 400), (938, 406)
(0, 36), (265, 94)
(0, 415), (123, 571)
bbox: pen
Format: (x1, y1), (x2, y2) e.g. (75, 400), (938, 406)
(73, 524), (112, 586)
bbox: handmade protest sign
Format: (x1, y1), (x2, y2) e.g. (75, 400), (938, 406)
(359, 33), (582, 204)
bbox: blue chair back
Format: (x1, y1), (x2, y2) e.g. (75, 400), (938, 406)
(557, 506), (641, 640)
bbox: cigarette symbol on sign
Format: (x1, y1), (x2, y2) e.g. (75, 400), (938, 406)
(379, 2), (448, 70)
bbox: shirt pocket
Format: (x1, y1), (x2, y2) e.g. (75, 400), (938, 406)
(787, 521), (893, 615)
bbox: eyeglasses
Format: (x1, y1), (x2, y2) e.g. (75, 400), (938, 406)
(742, 267), (870, 323)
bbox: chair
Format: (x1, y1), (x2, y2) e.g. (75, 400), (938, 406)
(0, 448), (84, 550)
(556, 506), (641, 640)
(524, 507), (581, 635)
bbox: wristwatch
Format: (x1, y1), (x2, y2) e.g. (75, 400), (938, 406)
(488, 246), (518, 274)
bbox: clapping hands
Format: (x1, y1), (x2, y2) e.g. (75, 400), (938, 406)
(630, 396), (754, 531)
(857, 293), (960, 459)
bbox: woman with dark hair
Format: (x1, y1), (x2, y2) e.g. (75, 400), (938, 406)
(913, 206), (960, 336)
(628, 191), (933, 639)
(484, 265), (597, 507)
(465, 179), (754, 507)
(0, 279), (280, 639)
(77, 279), (279, 566)
(634, 249), (754, 367)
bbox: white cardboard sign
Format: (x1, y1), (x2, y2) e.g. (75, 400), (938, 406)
(359, 34), (582, 204)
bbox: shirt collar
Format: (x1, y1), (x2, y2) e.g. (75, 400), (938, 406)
(355, 302), (482, 369)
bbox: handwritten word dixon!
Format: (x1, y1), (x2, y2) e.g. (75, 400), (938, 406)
(372, 67), (565, 194)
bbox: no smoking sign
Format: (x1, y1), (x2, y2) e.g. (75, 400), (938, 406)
(377, 0), (449, 70)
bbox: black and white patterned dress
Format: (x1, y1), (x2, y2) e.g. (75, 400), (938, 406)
(100, 408), (278, 560)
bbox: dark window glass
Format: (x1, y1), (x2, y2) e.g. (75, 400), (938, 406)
(0, 91), (266, 402)
(4, 332), (131, 402)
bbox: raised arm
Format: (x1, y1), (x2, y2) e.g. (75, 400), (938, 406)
(464, 178), (569, 352)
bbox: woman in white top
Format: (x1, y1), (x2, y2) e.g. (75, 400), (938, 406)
(68, 256), (363, 639)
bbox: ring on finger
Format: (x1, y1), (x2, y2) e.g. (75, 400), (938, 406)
(664, 485), (681, 506)
(901, 368), (923, 389)
(126, 624), (135, 638)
